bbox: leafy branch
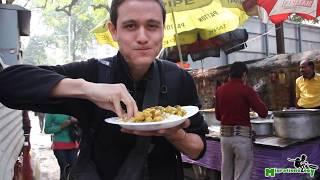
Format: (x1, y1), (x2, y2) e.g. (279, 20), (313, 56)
(55, 0), (79, 16)
(91, 4), (110, 11)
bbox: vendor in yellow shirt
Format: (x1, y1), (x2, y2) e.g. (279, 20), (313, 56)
(296, 59), (320, 108)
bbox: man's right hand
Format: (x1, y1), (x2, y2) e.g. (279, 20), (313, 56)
(51, 78), (138, 119)
(83, 82), (138, 118)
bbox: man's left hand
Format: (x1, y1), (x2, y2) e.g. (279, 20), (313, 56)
(120, 119), (190, 139)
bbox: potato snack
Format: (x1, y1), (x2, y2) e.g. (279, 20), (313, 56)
(128, 105), (187, 123)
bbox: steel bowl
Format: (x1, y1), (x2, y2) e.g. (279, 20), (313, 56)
(251, 119), (274, 136)
(273, 109), (320, 140)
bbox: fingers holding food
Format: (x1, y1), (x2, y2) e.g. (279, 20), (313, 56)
(125, 105), (187, 123)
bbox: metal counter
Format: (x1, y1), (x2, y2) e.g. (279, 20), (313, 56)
(207, 125), (309, 148)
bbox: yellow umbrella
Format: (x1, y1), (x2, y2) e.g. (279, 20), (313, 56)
(91, 0), (250, 59)
(162, 0), (249, 47)
(92, 18), (118, 48)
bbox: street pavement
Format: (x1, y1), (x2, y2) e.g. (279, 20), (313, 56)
(29, 112), (60, 180)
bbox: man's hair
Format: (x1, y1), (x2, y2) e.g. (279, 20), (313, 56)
(307, 60), (315, 70)
(229, 61), (248, 78)
(300, 59), (315, 70)
(110, 0), (166, 26)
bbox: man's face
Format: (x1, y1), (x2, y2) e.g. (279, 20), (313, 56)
(108, 0), (164, 67)
(299, 61), (314, 79)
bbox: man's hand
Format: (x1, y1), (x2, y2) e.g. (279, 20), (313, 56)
(121, 119), (204, 159)
(83, 82), (138, 118)
(51, 78), (138, 119)
(70, 116), (78, 124)
(120, 119), (190, 138)
(61, 116), (78, 129)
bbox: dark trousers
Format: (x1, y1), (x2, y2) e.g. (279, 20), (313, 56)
(54, 149), (78, 179)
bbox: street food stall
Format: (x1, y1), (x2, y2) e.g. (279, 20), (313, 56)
(183, 136), (320, 179)
(186, 50), (320, 179)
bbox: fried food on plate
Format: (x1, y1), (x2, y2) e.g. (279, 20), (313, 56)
(128, 105), (187, 123)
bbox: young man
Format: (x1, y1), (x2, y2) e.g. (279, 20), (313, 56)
(215, 62), (267, 180)
(296, 59), (320, 109)
(0, 0), (208, 179)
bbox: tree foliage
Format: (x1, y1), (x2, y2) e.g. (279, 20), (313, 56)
(23, 35), (52, 65)
(22, 0), (109, 62)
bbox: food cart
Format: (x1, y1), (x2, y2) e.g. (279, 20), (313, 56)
(186, 50), (320, 180)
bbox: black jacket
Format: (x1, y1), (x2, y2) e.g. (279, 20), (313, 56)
(0, 53), (208, 180)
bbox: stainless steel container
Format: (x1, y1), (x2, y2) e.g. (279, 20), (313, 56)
(251, 119), (274, 136)
(273, 109), (320, 140)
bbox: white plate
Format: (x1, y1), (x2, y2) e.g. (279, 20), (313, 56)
(208, 125), (220, 133)
(105, 106), (199, 131)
